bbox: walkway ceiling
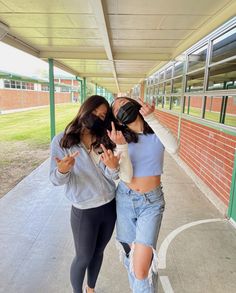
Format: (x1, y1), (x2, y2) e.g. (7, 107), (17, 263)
(0, 0), (235, 94)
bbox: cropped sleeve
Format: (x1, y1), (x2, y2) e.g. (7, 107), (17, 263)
(144, 113), (178, 154)
(115, 143), (133, 183)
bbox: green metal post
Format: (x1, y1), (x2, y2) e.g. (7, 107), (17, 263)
(95, 83), (98, 95)
(76, 76), (83, 104)
(228, 149), (236, 221)
(48, 58), (56, 140)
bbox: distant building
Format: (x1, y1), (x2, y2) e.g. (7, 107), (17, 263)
(0, 71), (80, 112)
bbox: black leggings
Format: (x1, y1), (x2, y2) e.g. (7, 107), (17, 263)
(70, 199), (116, 293)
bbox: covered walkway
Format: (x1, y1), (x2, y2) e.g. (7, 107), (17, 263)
(0, 153), (235, 293)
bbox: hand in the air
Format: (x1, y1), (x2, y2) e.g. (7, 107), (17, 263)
(55, 151), (79, 174)
(138, 97), (156, 117)
(100, 144), (120, 170)
(107, 121), (126, 145)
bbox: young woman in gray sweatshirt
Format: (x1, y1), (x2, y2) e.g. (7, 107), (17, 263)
(50, 95), (132, 293)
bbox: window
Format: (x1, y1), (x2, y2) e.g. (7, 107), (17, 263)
(26, 82), (34, 90)
(184, 96), (203, 117)
(4, 80), (10, 88)
(16, 81), (21, 89)
(159, 71), (164, 82)
(171, 96), (181, 112)
(159, 83), (164, 95)
(41, 84), (49, 91)
(163, 96), (171, 110)
(208, 60), (236, 91)
(143, 19), (236, 128)
(225, 96), (236, 127)
(165, 66), (173, 80)
(165, 80), (172, 94)
(157, 96), (163, 108)
(10, 80), (16, 88)
(174, 61), (184, 77)
(211, 27), (236, 63)
(61, 86), (70, 93)
(187, 45), (208, 72)
(153, 85), (158, 97)
(205, 96), (222, 122)
(173, 77), (183, 94)
(186, 70), (204, 92)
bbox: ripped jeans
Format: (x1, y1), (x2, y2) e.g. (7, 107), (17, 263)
(115, 181), (165, 293)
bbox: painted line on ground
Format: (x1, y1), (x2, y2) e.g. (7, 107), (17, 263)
(158, 218), (225, 269)
(159, 276), (174, 293)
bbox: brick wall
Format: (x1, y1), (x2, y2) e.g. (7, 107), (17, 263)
(0, 89), (71, 110)
(179, 119), (236, 205)
(154, 109), (179, 137)
(154, 109), (236, 205)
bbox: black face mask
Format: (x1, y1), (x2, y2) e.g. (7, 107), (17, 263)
(116, 102), (140, 124)
(83, 113), (106, 136)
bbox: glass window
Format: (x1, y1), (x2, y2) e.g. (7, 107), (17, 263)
(159, 83), (164, 95)
(174, 61), (184, 77)
(10, 80), (16, 88)
(146, 87), (150, 102)
(61, 86), (70, 92)
(171, 96), (181, 112)
(22, 82), (26, 89)
(188, 45), (207, 72)
(149, 87), (154, 99)
(211, 27), (236, 63)
(185, 96), (203, 117)
(205, 96), (221, 123)
(4, 80), (10, 88)
(41, 84), (49, 91)
(157, 96), (163, 108)
(186, 70), (204, 92)
(173, 76), (183, 94)
(159, 71), (164, 82)
(225, 96), (236, 127)
(184, 96), (190, 114)
(26, 82), (34, 90)
(163, 96), (171, 110)
(165, 80), (172, 94)
(154, 85), (158, 97)
(16, 81), (21, 89)
(154, 75), (158, 84)
(165, 66), (173, 79)
(207, 60), (236, 91)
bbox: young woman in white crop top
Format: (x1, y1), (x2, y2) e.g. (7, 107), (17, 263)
(110, 97), (178, 293)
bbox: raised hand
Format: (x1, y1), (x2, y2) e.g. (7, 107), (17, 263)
(107, 121), (126, 145)
(55, 151), (79, 174)
(138, 97), (156, 117)
(100, 144), (120, 170)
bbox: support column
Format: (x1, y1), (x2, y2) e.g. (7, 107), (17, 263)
(48, 58), (55, 140)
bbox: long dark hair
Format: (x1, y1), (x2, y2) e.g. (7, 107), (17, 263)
(111, 97), (154, 143)
(60, 95), (115, 150)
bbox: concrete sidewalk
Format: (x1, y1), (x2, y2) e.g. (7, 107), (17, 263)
(0, 154), (236, 293)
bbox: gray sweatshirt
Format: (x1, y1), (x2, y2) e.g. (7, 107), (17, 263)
(50, 132), (132, 209)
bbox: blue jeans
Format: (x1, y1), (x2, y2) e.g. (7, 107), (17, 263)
(116, 181), (165, 293)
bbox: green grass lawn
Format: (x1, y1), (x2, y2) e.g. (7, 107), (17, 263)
(0, 103), (80, 146)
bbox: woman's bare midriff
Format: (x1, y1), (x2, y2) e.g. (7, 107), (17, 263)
(127, 176), (161, 193)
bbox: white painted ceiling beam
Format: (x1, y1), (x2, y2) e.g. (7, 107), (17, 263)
(89, 0), (120, 92)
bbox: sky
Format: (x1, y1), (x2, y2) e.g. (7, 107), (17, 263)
(0, 41), (73, 79)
